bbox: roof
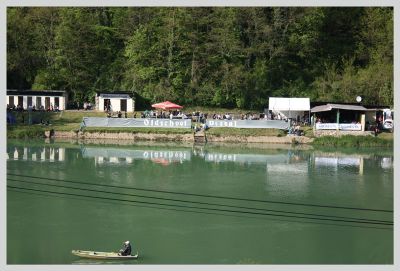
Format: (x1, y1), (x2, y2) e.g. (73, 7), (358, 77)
(268, 97), (310, 111)
(99, 93), (132, 99)
(311, 103), (367, 113)
(7, 89), (67, 97)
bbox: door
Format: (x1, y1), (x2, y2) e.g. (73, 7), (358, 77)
(8, 96), (14, 107)
(18, 96), (23, 108)
(45, 97), (50, 110)
(36, 97), (42, 109)
(27, 97), (32, 107)
(104, 99), (111, 111)
(120, 99), (127, 112)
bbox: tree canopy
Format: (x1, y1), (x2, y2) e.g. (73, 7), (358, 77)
(7, 7), (393, 108)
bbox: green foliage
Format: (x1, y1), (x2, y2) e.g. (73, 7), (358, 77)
(7, 7), (393, 109)
(7, 126), (45, 139)
(312, 135), (393, 147)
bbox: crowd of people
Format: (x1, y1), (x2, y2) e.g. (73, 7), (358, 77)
(128, 110), (309, 124)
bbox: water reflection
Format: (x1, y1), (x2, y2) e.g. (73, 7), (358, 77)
(6, 144), (393, 174)
(81, 147), (191, 166)
(6, 145), (65, 162)
(381, 157), (393, 169)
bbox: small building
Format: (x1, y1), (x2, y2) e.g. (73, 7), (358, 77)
(6, 90), (67, 110)
(311, 103), (367, 133)
(268, 97), (310, 123)
(95, 92), (135, 112)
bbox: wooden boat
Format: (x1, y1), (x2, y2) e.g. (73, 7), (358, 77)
(71, 249), (139, 260)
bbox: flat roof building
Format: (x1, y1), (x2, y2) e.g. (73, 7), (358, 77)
(6, 90), (68, 111)
(95, 92), (135, 112)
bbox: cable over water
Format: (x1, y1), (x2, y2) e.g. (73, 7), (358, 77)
(7, 172), (393, 213)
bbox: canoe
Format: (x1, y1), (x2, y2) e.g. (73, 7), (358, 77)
(71, 249), (139, 260)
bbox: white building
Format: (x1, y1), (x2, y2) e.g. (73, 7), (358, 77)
(95, 92), (135, 112)
(6, 90), (67, 110)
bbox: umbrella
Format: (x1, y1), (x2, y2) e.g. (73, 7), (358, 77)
(151, 101), (183, 110)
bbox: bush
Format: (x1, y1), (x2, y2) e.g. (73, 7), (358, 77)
(7, 126), (45, 139)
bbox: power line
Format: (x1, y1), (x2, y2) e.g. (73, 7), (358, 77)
(6, 183), (393, 226)
(7, 172), (393, 213)
(7, 177), (393, 225)
(8, 186), (392, 231)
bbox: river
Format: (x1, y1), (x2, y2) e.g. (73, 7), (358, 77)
(6, 139), (393, 264)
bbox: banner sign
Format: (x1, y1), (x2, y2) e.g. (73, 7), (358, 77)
(339, 124), (362, 131)
(205, 119), (289, 129)
(316, 123), (362, 131)
(82, 117), (191, 129)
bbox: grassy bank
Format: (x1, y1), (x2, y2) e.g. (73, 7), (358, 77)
(7, 125), (47, 139)
(83, 127), (191, 134)
(206, 127), (284, 137)
(7, 110), (394, 147)
(312, 135), (393, 147)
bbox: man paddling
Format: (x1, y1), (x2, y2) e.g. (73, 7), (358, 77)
(119, 241), (132, 256)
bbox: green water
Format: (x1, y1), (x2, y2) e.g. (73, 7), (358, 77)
(6, 139), (393, 264)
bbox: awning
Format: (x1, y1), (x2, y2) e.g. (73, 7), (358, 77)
(311, 104), (367, 113)
(152, 101), (183, 110)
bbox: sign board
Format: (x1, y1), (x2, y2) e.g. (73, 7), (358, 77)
(82, 117), (191, 129)
(316, 123), (362, 131)
(206, 119), (289, 129)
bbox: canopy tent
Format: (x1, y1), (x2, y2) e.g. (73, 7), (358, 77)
(269, 97), (310, 111)
(151, 101), (183, 110)
(268, 97), (310, 121)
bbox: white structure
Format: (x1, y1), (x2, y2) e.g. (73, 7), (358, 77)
(96, 93), (135, 112)
(7, 90), (67, 110)
(7, 146), (65, 162)
(268, 97), (310, 122)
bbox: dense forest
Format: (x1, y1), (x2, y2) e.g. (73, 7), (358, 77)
(7, 7), (393, 109)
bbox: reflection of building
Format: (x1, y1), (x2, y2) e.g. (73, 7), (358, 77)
(82, 147), (191, 166)
(314, 157), (362, 168)
(313, 155), (365, 175)
(7, 146), (65, 162)
(380, 157), (393, 169)
(264, 159), (309, 196)
(266, 163), (308, 174)
(205, 153), (289, 165)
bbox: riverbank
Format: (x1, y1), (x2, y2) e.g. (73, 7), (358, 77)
(6, 111), (393, 146)
(7, 125), (394, 147)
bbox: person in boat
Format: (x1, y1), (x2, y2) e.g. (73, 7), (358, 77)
(119, 241), (132, 256)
